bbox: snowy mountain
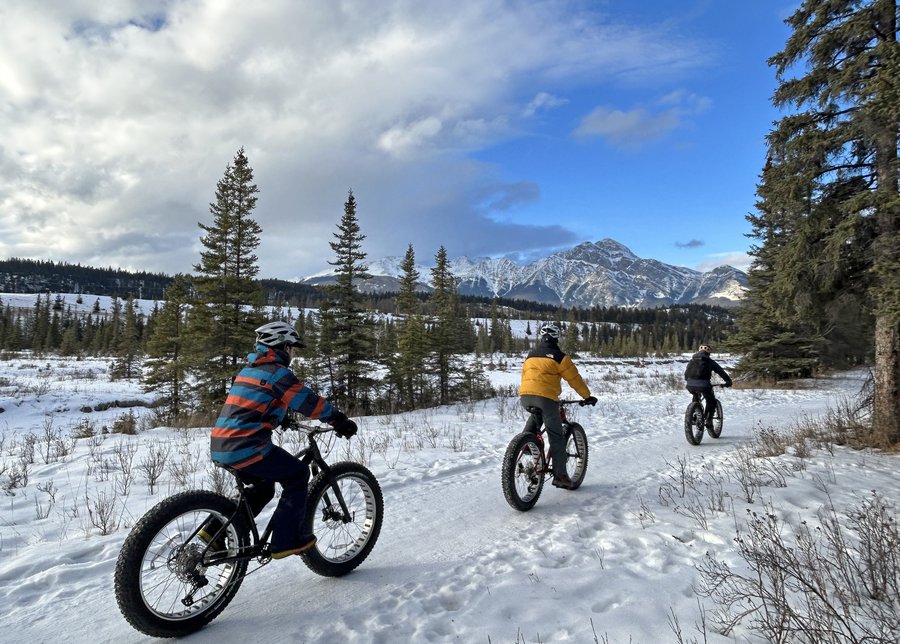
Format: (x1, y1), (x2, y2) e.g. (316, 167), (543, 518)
(304, 239), (748, 308)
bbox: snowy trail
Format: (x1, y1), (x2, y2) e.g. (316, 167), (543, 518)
(2, 368), (884, 643)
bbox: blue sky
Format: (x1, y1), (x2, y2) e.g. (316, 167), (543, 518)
(0, 0), (795, 280)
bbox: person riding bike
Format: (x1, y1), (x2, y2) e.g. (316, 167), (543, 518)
(204, 321), (358, 559)
(518, 323), (597, 489)
(684, 344), (732, 428)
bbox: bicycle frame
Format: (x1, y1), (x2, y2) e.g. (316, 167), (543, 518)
(198, 422), (346, 567)
(688, 383), (724, 417)
(523, 399), (581, 475)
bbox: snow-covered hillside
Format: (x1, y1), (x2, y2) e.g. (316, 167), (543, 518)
(304, 239), (749, 308)
(0, 352), (894, 643)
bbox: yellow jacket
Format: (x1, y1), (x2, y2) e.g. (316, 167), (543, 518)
(519, 340), (590, 400)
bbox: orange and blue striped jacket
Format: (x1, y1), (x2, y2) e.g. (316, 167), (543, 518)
(210, 345), (333, 469)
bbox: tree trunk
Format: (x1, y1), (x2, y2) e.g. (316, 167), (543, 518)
(871, 1), (899, 443)
(873, 316), (900, 441)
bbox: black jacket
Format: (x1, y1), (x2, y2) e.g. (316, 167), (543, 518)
(684, 351), (732, 388)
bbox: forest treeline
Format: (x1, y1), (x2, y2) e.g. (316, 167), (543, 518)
(0, 148), (731, 418)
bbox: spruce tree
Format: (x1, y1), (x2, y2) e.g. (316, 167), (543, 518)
(429, 246), (471, 405)
(112, 296), (142, 380)
(755, 0), (899, 437)
(189, 147), (266, 410)
(394, 244), (428, 408)
(324, 190), (375, 411)
(143, 274), (192, 420)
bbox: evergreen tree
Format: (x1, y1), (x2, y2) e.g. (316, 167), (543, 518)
(189, 147), (266, 410)
(324, 190), (375, 411)
(112, 296), (143, 380)
(753, 0), (899, 438)
(429, 246), (471, 405)
(143, 274), (192, 420)
(393, 244), (429, 408)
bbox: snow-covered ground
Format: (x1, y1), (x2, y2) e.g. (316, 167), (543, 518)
(0, 352), (894, 643)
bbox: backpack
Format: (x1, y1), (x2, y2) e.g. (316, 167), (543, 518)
(684, 354), (712, 380)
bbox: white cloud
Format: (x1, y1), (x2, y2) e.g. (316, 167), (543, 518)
(574, 88), (712, 149)
(697, 252), (752, 272)
(0, 0), (710, 278)
(523, 91), (568, 117)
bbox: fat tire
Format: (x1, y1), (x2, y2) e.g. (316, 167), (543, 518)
(114, 490), (251, 638)
(564, 423), (589, 489)
(501, 432), (546, 511)
(684, 402), (705, 445)
(301, 462), (383, 577)
(708, 400), (724, 438)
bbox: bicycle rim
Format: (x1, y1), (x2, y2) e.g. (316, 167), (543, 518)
(684, 403), (704, 445)
(308, 470), (380, 566)
(137, 508), (244, 622)
(565, 424), (588, 488)
(709, 400), (724, 438)
(508, 436), (544, 506)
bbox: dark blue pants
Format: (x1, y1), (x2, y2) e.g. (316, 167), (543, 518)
(236, 445), (311, 552)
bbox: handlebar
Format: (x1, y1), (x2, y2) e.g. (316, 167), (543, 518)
(282, 416), (334, 435)
(559, 399), (593, 406)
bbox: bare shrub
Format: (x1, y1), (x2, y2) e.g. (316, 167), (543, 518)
(70, 418), (96, 439)
(38, 417), (75, 463)
(206, 463), (232, 496)
(167, 447), (203, 488)
(751, 423), (788, 458)
(112, 440), (138, 497)
(695, 493), (900, 643)
(3, 457), (31, 493)
(85, 488), (119, 535)
(445, 424), (466, 452)
(139, 441), (171, 494)
(34, 480), (57, 520)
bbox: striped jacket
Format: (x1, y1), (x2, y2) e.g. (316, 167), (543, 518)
(518, 339), (591, 401)
(210, 345), (334, 469)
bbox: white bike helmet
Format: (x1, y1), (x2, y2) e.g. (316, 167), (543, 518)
(540, 323), (560, 340)
(255, 321), (304, 348)
(698, 344), (711, 353)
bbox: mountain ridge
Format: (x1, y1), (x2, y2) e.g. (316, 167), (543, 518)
(304, 238), (748, 308)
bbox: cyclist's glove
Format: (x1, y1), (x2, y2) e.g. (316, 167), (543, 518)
(328, 411), (358, 439)
(724, 381), (733, 388)
(581, 396), (598, 406)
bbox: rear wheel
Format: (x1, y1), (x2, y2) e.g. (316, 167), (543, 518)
(114, 491), (251, 638)
(501, 432), (546, 511)
(301, 462), (383, 577)
(708, 400), (724, 438)
(684, 402), (705, 445)
(563, 423), (589, 489)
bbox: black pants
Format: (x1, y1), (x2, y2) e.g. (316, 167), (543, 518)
(686, 385), (717, 421)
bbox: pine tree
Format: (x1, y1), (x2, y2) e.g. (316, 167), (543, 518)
(324, 190), (375, 410)
(759, 0), (899, 438)
(143, 274), (192, 420)
(112, 296), (143, 380)
(189, 147), (266, 410)
(393, 244), (429, 409)
(429, 246), (473, 405)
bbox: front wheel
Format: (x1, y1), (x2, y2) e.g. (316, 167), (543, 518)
(501, 432), (546, 511)
(114, 490), (251, 638)
(301, 462), (383, 577)
(684, 402), (705, 445)
(564, 423), (589, 489)
(708, 400), (724, 438)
